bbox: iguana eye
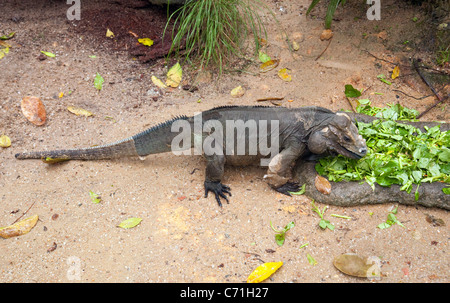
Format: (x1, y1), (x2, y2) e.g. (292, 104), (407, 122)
(343, 136), (351, 142)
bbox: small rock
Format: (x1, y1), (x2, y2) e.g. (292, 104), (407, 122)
(292, 32), (304, 42)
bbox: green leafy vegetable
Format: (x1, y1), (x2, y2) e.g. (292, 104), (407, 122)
(377, 74), (392, 85)
(40, 51), (56, 58)
(289, 184), (306, 195)
(270, 221), (295, 246)
(307, 253), (317, 266)
(377, 206), (404, 229)
(94, 72), (104, 91)
(443, 187), (450, 194)
(315, 103), (449, 200)
(311, 200), (334, 230)
(344, 84), (362, 98)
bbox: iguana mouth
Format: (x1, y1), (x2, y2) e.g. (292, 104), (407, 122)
(336, 145), (365, 160)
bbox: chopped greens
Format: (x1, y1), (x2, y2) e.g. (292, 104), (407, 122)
(315, 103), (449, 200)
(270, 221), (294, 246)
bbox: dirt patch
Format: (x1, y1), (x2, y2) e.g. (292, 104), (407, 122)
(71, 0), (178, 63)
(0, 0), (448, 284)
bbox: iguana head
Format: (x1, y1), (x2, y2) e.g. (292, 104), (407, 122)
(308, 112), (367, 159)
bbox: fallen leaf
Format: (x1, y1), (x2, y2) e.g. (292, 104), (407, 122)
(315, 175), (331, 195)
(260, 59), (279, 73)
(21, 96), (47, 126)
(40, 51), (56, 58)
(58, 92), (64, 98)
(377, 31), (387, 40)
(42, 157), (69, 164)
(0, 215), (39, 239)
(89, 191), (101, 204)
(166, 62), (182, 88)
(0, 32), (15, 40)
(138, 38), (154, 47)
(292, 41), (300, 51)
(258, 50), (271, 63)
(230, 85), (245, 98)
(247, 262), (283, 283)
(106, 28), (115, 38)
(277, 68), (292, 82)
(117, 217), (142, 229)
(320, 29), (333, 41)
(151, 75), (167, 89)
(333, 253), (380, 279)
(47, 242), (57, 253)
(67, 106), (93, 117)
(307, 253), (317, 266)
(391, 66), (400, 79)
(0, 134), (11, 148)
(128, 31), (139, 38)
(94, 72), (104, 90)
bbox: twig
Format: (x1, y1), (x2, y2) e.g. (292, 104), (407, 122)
(11, 201), (37, 224)
(392, 89), (432, 100)
(413, 59), (448, 119)
(315, 38), (332, 61)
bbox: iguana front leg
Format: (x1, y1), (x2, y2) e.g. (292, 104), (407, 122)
(264, 144), (306, 195)
(204, 153), (231, 207)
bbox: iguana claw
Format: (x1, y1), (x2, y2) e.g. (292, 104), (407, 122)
(204, 181), (232, 207)
(275, 182), (300, 196)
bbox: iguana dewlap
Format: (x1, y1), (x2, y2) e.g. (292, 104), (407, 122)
(15, 106), (367, 207)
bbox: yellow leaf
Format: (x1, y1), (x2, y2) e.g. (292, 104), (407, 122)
(392, 66), (400, 79)
(166, 62), (182, 88)
(58, 92), (64, 98)
(106, 28), (115, 38)
(0, 134), (11, 148)
(42, 157), (69, 164)
(151, 75), (167, 88)
(138, 38), (154, 47)
(259, 59), (279, 73)
(67, 106), (93, 117)
(277, 68), (292, 82)
(117, 217), (142, 229)
(0, 215), (39, 239)
(247, 262), (283, 283)
(230, 85), (245, 98)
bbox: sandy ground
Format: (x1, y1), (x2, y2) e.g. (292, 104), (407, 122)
(0, 0), (448, 283)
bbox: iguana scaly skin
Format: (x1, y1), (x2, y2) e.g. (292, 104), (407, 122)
(15, 106), (367, 206)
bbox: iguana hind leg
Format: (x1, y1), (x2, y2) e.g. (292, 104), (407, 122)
(264, 145), (305, 195)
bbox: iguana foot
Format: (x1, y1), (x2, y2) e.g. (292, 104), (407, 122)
(275, 182), (300, 196)
(204, 181), (231, 207)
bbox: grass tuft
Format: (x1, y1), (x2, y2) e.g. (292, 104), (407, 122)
(164, 0), (273, 73)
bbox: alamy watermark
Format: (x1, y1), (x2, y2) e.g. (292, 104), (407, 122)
(67, 1), (380, 22)
(170, 113), (280, 167)
(67, 0), (81, 21)
(367, 0), (381, 21)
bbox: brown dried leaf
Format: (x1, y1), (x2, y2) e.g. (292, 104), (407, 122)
(333, 253), (380, 278)
(21, 96), (46, 126)
(315, 175), (331, 195)
(0, 215), (39, 239)
(259, 59), (279, 73)
(320, 29), (333, 41)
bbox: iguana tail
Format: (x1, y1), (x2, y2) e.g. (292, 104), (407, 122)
(15, 116), (191, 161)
(15, 137), (138, 160)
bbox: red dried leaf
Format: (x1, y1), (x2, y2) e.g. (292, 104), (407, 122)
(21, 96), (46, 126)
(315, 175), (331, 195)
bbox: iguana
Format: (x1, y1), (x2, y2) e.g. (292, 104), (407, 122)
(15, 106), (367, 206)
